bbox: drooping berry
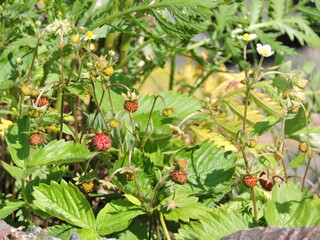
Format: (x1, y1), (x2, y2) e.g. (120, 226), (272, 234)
(37, 97), (49, 107)
(259, 171), (274, 191)
(124, 100), (138, 112)
(161, 107), (174, 117)
(170, 170), (187, 185)
(299, 142), (308, 153)
(29, 133), (43, 146)
(246, 138), (257, 148)
(93, 133), (111, 151)
(124, 171), (136, 181)
(242, 175), (258, 188)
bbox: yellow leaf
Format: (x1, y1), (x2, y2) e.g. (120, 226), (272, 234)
(190, 125), (238, 152)
(225, 100), (264, 126)
(124, 194), (142, 206)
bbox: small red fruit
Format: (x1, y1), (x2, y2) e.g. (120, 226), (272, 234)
(37, 97), (49, 107)
(170, 170), (187, 185)
(29, 133), (43, 146)
(124, 100), (138, 112)
(242, 175), (258, 188)
(93, 133), (111, 151)
(259, 171), (274, 191)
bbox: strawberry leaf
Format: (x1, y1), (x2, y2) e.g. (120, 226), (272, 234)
(33, 180), (96, 230)
(96, 199), (144, 235)
(0, 200), (25, 219)
(159, 193), (212, 222)
(5, 115), (30, 168)
(265, 182), (320, 227)
(174, 141), (237, 206)
(27, 140), (98, 166)
(176, 209), (258, 240)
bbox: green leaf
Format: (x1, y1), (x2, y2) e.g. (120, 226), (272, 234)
(176, 209), (258, 240)
(33, 180), (96, 230)
(5, 116), (30, 168)
(175, 141), (237, 206)
(0, 80), (15, 91)
(115, 220), (150, 240)
(77, 228), (101, 240)
(96, 199), (144, 235)
(316, 0), (320, 10)
(160, 194), (212, 222)
(270, 0), (285, 20)
(67, 82), (89, 101)
(288, 154), (306, 167)
(27, 140), (98, 166)
(249, 0), (263, 25)
(0, 200), (25, 219)
(1, 161), (37, 180)
(265, 182), (320, 227)
(251, 116), (280, 137)
(285, 107), (306, 136)
(48, 225), (77, 240)
(251, 115), (295, 137)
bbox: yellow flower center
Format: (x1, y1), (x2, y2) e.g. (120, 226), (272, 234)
(242, 33), (250, 40)
(261, 49), (268, 54)
(86, 31), (94, 37)
(71, 36), (79, 43)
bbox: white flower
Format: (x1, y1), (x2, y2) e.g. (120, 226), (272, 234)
(84, 31), (97, 41)
(237, 33), (257, 41)
(256, 43), (274, 57)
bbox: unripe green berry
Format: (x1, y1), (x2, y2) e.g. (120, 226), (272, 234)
(246, 138), (257, 148)
(299, 142), (308, 153)
(109, 118), (120, 129)
(162, 107), (174, 117)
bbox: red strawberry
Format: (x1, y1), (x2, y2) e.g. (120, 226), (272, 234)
(170, 170), (187, 185)
(93, 133), (111, 151)
(37, 97), (49, 107)
(124, 100), (138, 112)
(259, 171), (273, 191)
(242, 175), (258, 188)
(29, 133), (43, 146)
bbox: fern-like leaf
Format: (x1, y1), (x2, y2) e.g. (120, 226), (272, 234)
(224, 100), (265, 126)
(249, 90), (285, 117)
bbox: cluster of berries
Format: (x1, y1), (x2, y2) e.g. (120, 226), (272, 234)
(242, 170), (275, 191)
(170, 158), (188, 185)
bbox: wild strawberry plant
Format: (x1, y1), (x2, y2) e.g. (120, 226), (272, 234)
(0, 0), (320, 239)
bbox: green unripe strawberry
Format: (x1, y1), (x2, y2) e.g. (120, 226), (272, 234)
(246, 138), (257, 148)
